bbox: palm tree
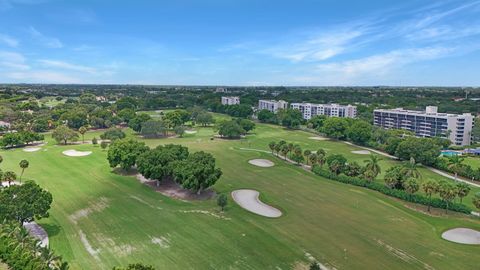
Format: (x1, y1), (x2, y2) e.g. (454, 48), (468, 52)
(473, 192), (480, 211)
(402, 157), (421, 179)
(19, 159), (29, 182)
(3, 171), (17, 186)
(438, 181), (457, 214)
(79, 126), (87, 143)
(447, 155), (464, 181)
(317, 149), (326, 167)
(422, 180), (438, 212)
(303, 149), (311, 165)
(309, 153), (318, 169)
(364, 154), (381, 179)
(403, 178), (419, 197)
(455, 182), (471, 203)
(268, 141), (276, 154)
(287, 143), (294, 157)
(280, 144), (289, 160)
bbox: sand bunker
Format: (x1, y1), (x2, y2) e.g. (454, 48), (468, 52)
(441, 228), (480, 245)
(231, 189), (282, 218)
(308, 136), (328, 141)
(23, 147), (41, 152)
(1, 181), (21, 187)
(185, 130), (197, 134)
(351, 150), (371, 155)
(23, 222), (49, 247)
(248, 159), (274, 167)
(62, 149), (92, 157)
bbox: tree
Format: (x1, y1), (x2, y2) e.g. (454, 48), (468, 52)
(0, 181), (53, 225)
(107, 139), (149, 171)
(118, 108), (136, 123)
(455, 182), (471, 203)
(19, 159), (29, 182)
(52, 125), (79, 145)
(316, 149), (327, 167)
(101, 141), (108, 150)
(216, 120), (245, 139)
(438, 181), (457, 213)
(174, 125), (186, 137)
(422, 180), (439, 212)
(345, 162), (362, 177)
(137, 144), (189, 186)
(473, 192), (480, 210)
(257, 109), (276, 123)
(196, 112), (214, 126)
(321, 118), (348, 139)
(346, 120), (372, 145)
(308, 153), (318, 170)
(447, 155), (464, 181)
(100, 128), (126, 141)
(303, 149), (311, 165)
(278, 109), (303, 129)
(403, 178), (419, 197)
(308, 115), (327, 129)
(395, 137), (441, 166)
(384, 166), (405, 189)
(128, 113), (152, 132)
(141, 120), (168, 138)
(92, 137), (98, 145)
(217, 193), (228, 211)
(291, 147), (304, 165)
(3, 171), (17, 185)
(236, 118), (255, 134)
(79, 126), (87, 143)
(172, 151), (222, 194)
(401, 157), (422, 179)
(268, 141), (276, 154)
(364, 155), (381, 179)
(280, 144), (289, 160)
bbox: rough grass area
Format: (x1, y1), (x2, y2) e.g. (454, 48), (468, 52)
(0, 116), (479, 269)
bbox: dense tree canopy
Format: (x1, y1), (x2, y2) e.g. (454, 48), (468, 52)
(107, 139), (149, 170)
(51, 125), (79, 145)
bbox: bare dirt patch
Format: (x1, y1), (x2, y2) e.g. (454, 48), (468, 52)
(178, 209), (231, 220)
(150, 235), (170, 248)
(374, 238), (434, 270)
(94, 233), (136, 256)
(248, 159), (274, 167)
(135, 174), (215, 201)
(69, 197), (110, 224)
(442, 228), (480, 245)
(79, 230), (100, 260)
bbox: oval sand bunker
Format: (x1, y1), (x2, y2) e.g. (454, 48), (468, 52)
(62, 149), (92, 157)
(248, 159), (274, 167)
(232, 189), (282, 218)
(23, 147), (41, 152)
(441, 228), (480, 245)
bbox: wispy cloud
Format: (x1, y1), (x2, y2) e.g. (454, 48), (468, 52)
(0, 51), (30, 70)
(0, 34), (18, 47)
(38, 59), (96, 73)
(28, 26), (63, 48)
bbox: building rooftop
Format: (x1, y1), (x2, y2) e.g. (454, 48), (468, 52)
(374, 106), (472, 118)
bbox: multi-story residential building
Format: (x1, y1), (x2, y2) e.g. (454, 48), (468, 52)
(373, 106), (474, 146)
(221, 96), (240, 105)
(290, 103), (357, 120)
(258, 100), (288, 113)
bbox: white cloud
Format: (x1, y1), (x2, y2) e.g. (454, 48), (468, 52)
(38, 59), (96, 73)
(0, 34), (18, 47)
(0, 51), (30, 70)
(267, 29), (365, 62)
(28, 26), (63, 48)
(6, 70), (80, 83)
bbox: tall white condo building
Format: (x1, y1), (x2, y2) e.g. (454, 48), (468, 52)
(290, 103), (357, 120)
(373, 106), (474, 146)
(258, 100), (289, 113)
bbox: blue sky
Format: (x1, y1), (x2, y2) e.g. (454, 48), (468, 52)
(1, 0), (480, 86)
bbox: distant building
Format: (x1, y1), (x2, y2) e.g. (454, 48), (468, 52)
(221, 96), (240, 105)
(258, 100), (288, 113)
(215, 87), (228, 93)
(290, 103), (357, 120)
(373, 106), (474, 146)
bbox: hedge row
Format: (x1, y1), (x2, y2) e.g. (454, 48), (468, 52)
(311, 165), (472, 214)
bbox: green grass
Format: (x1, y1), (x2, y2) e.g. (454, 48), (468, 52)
(463, 156), (480, 170)
(0, 120), (479, 269)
